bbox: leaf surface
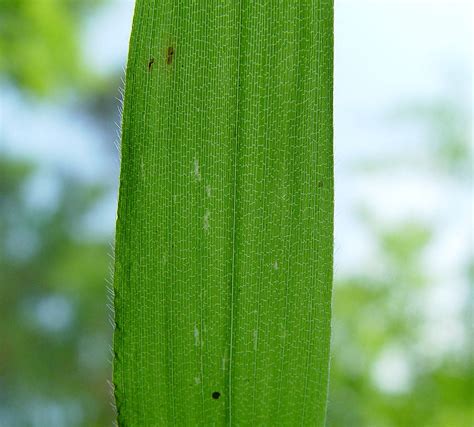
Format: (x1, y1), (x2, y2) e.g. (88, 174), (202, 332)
(114, 1), (333, 425)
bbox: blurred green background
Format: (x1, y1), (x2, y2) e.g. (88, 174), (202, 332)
(0, 0), (471, 426)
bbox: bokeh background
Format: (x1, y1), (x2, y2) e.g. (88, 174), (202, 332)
(0, 0), (472, 426)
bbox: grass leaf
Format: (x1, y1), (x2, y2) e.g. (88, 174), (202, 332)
(114, 1), (333, 425)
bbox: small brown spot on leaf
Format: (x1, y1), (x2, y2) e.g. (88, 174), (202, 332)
(166, 46), (174, 65)
(148, 57), (154, 71)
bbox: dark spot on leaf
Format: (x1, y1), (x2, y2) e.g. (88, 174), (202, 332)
(148, 57), (154, 71)
(166, 46), (174, 65)
(212, 391), (221, 400)
(318, 180), (324, 188)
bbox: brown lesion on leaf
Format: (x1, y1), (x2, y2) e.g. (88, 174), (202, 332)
(166, 46), (175, 65)
(147, 57), (154, 71)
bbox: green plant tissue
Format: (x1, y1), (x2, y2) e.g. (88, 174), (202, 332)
(113, 1), (333, 425)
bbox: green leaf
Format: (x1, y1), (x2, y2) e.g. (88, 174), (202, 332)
(113, 1), (333, 425)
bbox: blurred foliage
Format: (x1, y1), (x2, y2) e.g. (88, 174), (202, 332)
(0, 155), (114, 426)
(328, 220), (472, 427)
(0, 0), (115, 425)
(0, 0), (105, 96)
(327, 90), (472, 425)
(0, 0), (472, 426)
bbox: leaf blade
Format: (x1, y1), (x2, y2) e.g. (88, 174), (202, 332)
(114, 1), (333, 425)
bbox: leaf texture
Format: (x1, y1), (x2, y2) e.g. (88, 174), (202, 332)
(113, 1), (333, 425)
